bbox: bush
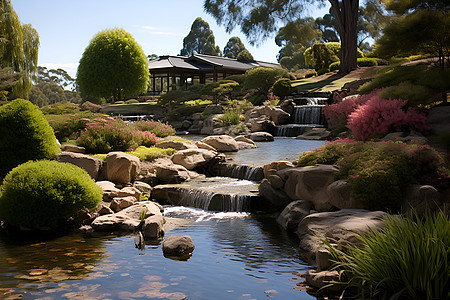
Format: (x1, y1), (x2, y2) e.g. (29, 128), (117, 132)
(304, 42), (364, 70)
(357, 57), (378, 67)
(127, 146), (176, 161)
(330, 212), (449, 299)
(329, 61), (340, 71)
(378, 81), (434, 107)
(40, 103), (80, 115)
(298, 139), (449, 211)
(126, 99), (139, 104)
(134, 120), (176, 138)
(317, 68), (330, 76)
(304, 70), (317, 78)
(0, 99), (60, 177)
(244, 67), (289, 96)
(45, 111), (105, 141)
(0, 160), (102, 229)
(216, 109), (241, 126)
(272, 78), (292, 99)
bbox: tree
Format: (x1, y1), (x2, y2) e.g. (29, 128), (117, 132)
(0, 0), (39, 98)
(180, 17), (221, 56)
(76, 28), (149, 103)
(375, 0), (449, 68)
(36, 66), (75, 90)
(236, 49), (254, 62)
(223, 36), (246, 58)
(148, 54), (159, 61)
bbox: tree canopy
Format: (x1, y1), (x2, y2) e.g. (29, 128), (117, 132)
(180, 17), (221, 56)
(0, 0), (39, 99)
(76, 28), (149, 103)
(223, 36), (246, 58)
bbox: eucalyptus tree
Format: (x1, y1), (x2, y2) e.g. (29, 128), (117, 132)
(180, 17), (221, 56)
(223, 36), (247, 58)
(76, 28), (149, 103)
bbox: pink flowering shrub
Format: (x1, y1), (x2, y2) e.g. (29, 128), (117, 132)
(46, 111), (103, 141)
(134, 130), (157, 147)
(134, 120), (175, 137)
(347, 96), (431, 141)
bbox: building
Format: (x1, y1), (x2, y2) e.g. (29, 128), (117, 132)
(147, 53), (281, 95)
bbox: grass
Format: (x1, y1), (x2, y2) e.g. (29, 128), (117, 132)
(126, 146), (176, 161)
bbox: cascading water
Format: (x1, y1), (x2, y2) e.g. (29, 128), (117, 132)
(209, 163), (264, 181)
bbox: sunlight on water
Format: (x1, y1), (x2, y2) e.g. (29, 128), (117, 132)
(164, 206), (250, 222)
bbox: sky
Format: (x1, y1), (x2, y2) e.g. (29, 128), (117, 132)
(11, 0), (330, 78)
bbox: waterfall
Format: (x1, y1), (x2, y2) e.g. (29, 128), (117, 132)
(293, 105), (325, 125)
(177, 188), (249, 212)
(210, 163), (264, 181)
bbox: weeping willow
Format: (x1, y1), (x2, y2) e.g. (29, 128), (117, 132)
(0, 0), (39, 99)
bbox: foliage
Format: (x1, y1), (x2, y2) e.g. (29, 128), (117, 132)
(329, 61), (340, 71)
(298, 139), (450, 210)
(223, 36), (246, 58)
(317, 68), (330, 76)
(0, 99), (60, 177)
(272, 78), (292, 99)
(134, 120), (176, 138)
(46, 111), (102, 142)
(330, 212), (449, 299)
(183, 99), (213, 107)
(216, 109), (241, 126)
(76, 28), (149, 102)
(29, 81), (81, 107)
(0, 1), (39, 98)
(35, 66), (75, 90)
(41, 102), (81, 115)
(236, 49), (254, 62)
(180, 17), (221, 56)
(0, 160), (102, 229)
(347, 95), (431, 141)
(356, 57), (378, 67)
(126, 146), (176, 162)
(212, 81), (239, 102)
(0, 67), (22, 95)
(244, 67), (289, 100)
(304, 70), (317, 78)
(378, 81), (433, 107)
(304, 42), (363, 70)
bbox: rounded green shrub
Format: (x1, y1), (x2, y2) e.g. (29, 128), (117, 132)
(304, 70), (317, 78)
(272, 78), (292, 99)
(0, 160), (102, 229)
(0, 99), (60, 177)
(329, 61), (340, 71)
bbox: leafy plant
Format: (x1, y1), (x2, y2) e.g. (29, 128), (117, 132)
(126, 146), (176, 161)
(134, 120), (176, 138)
(216, 109), (241, 126)
(0, 160), (102, 229)
(272, 78), (292, 99)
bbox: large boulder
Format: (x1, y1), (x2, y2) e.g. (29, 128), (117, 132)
(91, 201), (162, 232)
(106, 152), (141, 184)
(162, 235), (195, 258)
(276, 200), (312, 231)
(234, 135), (256, 147)
(171, 149), (217, 170)
(296, 128), (331, 140)
(156, 140), (198, 150)
(110, 196), (137, 212)
(296, 209), (387, 261)
(266, 106), (290, 125)
(61, 144), (85, 154)
(279, 99), (295, 115)
(327, 180), (364, 209)
(195, 141), (217, 152)
(258, 179), (291, 211)
(200, 114), (224, 135)
(200, 135), (239, 152)
(56, 152), (102, 180)
(247, 116), (275, 133)
(278, 164), (339, 211)
(249, 132), (274, 142)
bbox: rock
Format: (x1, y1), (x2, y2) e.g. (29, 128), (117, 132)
(316, 249), (333, 271)
(203, 104), (224, 115)
(247, 116), (275, 133)
(61, 144), (85, 154)
(80, 100), (102, 113)
(200, 135), (239, 152)
(56, 152), (102, 180)
(119, 187), (141, 201)
(171, 149), (217, 170)
(296, 128), (331, 140)
(162, 235), (195, 258)
(181, 120), (192, 130)
(267, 106), (290, 125)
(195, 141), (217, 152)
(156, 140), (198, 150)
(249, 132), (274, 142)
(106, 152), (141, 184)
(401, 184), (442, 216)
(276, 200), (312, 231)
(96, 180), (121, 202)
(280, 99), (295, 115)
(297, 209), (387, 261)
(91, 201), (162, 232)
(263, 161), (295, 178)
(110, 196), (137, 212)
(155, 164), (191, 183)
(427, 106), (450, 135)
(142, 215), (165, 239)
(258, 179), (291, 211)
(268, 174), (284, 189)
(244, 106), (267, 121)
(98, 205), (114, 215)
(327, 180), (364, 209)
(200, 114), (224, 135)
(234, 135), (257, 147)
(236, 141), (257, 149)
(278, 164), (339, 211)
(381, 130), (428, 143)
(133, 181), (152, 196)
(305, 270), (342, 292)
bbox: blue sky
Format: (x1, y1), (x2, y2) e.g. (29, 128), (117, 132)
(11, 0), (330, 77)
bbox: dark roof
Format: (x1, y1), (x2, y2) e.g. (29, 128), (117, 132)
(148, 54), (281, 73)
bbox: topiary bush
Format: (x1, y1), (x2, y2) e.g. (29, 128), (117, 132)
(0, 160), (102, 230)
(329, 61), (340, 71)
(272, 78), (292, 99)
(0, 99), (60, 177)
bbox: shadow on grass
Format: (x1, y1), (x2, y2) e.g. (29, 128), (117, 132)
(293, 73), (357, 92)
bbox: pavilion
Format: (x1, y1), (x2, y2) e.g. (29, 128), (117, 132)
(147, 53), (281, 95)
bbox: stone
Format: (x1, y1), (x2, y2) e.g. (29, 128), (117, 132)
(61, 144), (85, 153)
(195, 141), (217, 152)
(91, 201), (162, 232)
(327, 180), (364, 209)
(280, 99), (295, 115)
(133, 181), (152, 196)
(267, 106), (290, 125)
(296, 128), (331, 140)
(98, 205), (114, 216)
(276, 200), (312, 231)
(427, 106), (450, 135)
(248, 116), (275, 133)
(118, 187), (141, 201)
(305, 270), (342, 292)
(171, 149), (217, 170)
(81, 100), (102, 112)
(234, 135), (257, 147)
(162, 235), (195, 258)
(249, 132), (274, 142)
(258, 179), (291, 211)
(203, 104), (224, 115)
(181, 119), (192, 130)
(106, 152), (141, 184)
(142, 215), (165, 239)
(155, 140), (198, 150)
(236, 141), (257, 150)
(96, 180), (121, 202)
(155, 164), (191, 183)
(278, 164), (339, 211)
(296, 209), (387, 261)
(200, 135), (239, 152)
(401, 184), (442, 216)
(268, 174), (284, 189)
(56, 152), (102, 180)
(110, 196), (137, 212)
(316, 249), (332, 271)
(263, 161), (295, 178)
(200, 114), (224, 135)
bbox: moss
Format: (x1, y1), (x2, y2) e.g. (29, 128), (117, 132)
(127, 146), (176, 161)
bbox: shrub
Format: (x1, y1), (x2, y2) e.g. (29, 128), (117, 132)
(244, 67), (289, 96)
(126, 99), (139, 104)
(378, 81), (434, 107)
(304, 42), (364, 70)
(304, 70), (317, 78)
(329, 61), (340, 71)
(0, 160), (102, 229)
(347, 96), (431, 141)
(127, 146), (176, 161)
(330, 212), (449, 299)
(134, 120), (176, 138)
(45, 111), (104, 141)
(317, 68), (330, 76)
(298, 139), (450, 211)
(272, 78), (292, 99)
(40, 103), (80, 115)
(216, 109), (241, 126)
(357, 57), (378, 67)
(133, 130), (157, 147)
(0, 99), (60, 177)
(225, 74), (246, 85)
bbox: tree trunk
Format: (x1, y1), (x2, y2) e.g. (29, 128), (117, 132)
(329, 0), (359, 74)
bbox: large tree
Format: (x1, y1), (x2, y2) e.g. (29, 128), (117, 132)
(76, 28), (149, 103)
(223, 36), (247, 58)
(180, 17), (221, 56)
(204, 0), (361, 73)
(0, 0), (39, 98)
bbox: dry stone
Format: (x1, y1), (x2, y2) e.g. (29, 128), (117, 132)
(195, 141), (217, 152)
(263, 161), (295, 178)
(401, 184), (442, 216)
(258, 179), (291, 211)
(171, 149), (216, 170)
(61, 144), (85, 153)
(106, 152), (141, 184)
(110, 196), (137, 212)
(56, 152), (102, 180)
(142, 215), (165, 239)
(249, 132), (274, 142)
(327, 179), (364, 209)
(200, 135), (239, 152)
(156, 140), (198, 150)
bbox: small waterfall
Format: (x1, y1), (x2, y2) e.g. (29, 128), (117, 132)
(210, 163), (264, 181)
(178, 188), (249, 212)
(293, 105), (325, 125)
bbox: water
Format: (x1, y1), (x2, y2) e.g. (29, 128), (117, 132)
(0, 208), (316, 299)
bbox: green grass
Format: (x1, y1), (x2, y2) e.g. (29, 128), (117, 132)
(126, 146), (176, 161)
(291, 75), (358, 92)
